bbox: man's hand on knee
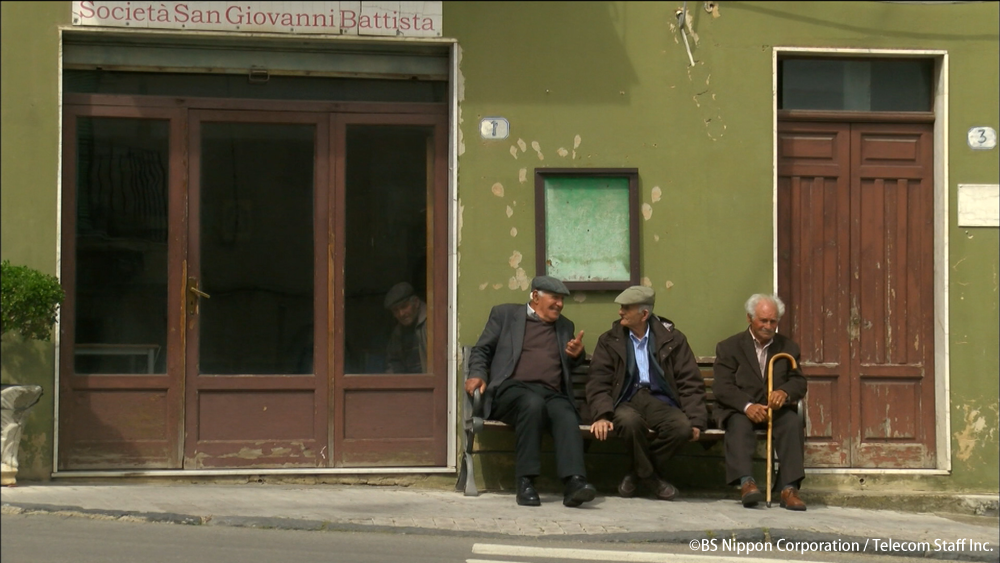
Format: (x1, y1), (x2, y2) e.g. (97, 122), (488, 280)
(590, 419), (614, 441)
(745, 403), (768, 424)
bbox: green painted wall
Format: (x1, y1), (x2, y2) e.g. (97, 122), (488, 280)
(0, 2), (996, 491)
(1, 1), (72, 480)
(446, 1), (999, 492)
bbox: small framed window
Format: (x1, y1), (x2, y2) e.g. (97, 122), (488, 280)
(534, 168), (639, 291)
(779, 58), (933, 112)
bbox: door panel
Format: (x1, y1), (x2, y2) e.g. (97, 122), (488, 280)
(850, 124), (935, 468)
(59, 106), (186, 469)
(778, 121), (935, 469)
(332, 115), (449, 467)
(777, 122), (852, 467)
(184, 111), (329, 468)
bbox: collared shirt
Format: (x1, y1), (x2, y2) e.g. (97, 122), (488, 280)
(526, 302), (540, 320)
(750, 327), (772, 378)
(628, 325), (652, 386)
(744, 327), (773, 413)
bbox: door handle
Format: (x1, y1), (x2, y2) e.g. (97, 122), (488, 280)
(189, 286), (210, 299)
(187, 277), (210, 315)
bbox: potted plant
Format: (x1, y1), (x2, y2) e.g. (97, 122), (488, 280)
(1, 260), (64, 485)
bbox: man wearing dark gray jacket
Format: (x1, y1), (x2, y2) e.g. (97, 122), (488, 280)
(465, 276), (596, 508)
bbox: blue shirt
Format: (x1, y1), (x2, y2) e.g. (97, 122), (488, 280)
(629, 325), (652, 386)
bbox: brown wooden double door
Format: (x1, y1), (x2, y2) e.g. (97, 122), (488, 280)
(777, 120), (936, 468)
(59, 97), (448, 470)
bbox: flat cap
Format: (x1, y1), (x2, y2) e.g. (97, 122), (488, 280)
(530, 275), (570, 296)
(384, 282), (415, 309)
(615, 285), (655, 306)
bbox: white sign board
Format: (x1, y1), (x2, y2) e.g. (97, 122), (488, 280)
(72, 1), (442, 37)
(957, 184), (1000, 227)
(480, 117), (510, 140)
(967, 126), (997, 150)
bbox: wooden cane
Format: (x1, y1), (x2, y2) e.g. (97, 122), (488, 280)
(765, 352), (798, 508)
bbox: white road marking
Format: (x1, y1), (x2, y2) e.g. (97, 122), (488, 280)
(471, 543), (825, 563)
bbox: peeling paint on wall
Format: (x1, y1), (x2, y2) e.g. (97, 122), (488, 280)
(479, 282), (489, 290)
(955, 402), (998, 462)
(572, 134), (581, 159)
(651, 186), (662, 203)
(557, 147), (568, 157)
(531, 140), (544, 160)
(642, 203), (653, 220)
(573, 292), (586, 303)
(492, 182), (504, 197)
(509, 145), (518, 159)
(519, 168), (527, 184)
(508, 250), (522, 269)
(665, 281), (674, 290)
(509, 267), (528, 290)
(641, 277), (652, 287)
(458, 199), (464, 246)
(517, 139), (527, 153)
(506, 205), (513, 218)
(510, 227), (517, 237)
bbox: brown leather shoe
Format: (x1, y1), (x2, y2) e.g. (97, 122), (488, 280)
(741, 479), (764, 507)
(643, 476), (678, 501)
(618, 473), (639, 498)
(780, 487), (807, 511)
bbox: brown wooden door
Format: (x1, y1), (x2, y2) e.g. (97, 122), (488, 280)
(59, 104), (187, 469)
(778, 120), (936, 468)
(331, 113), (449, 467)
(183, 110), (330, 468)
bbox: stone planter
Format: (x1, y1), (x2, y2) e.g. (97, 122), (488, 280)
(1, 384), (43, 486)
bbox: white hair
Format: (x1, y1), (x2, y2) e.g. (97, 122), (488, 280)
(745, 293), (785, 319)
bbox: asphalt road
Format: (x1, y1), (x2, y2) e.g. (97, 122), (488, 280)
(0, 512), (966, 563)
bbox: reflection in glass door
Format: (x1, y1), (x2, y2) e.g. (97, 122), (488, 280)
(59, 108), (185, 469)
(184, 112), (329, 468)
(333, 116), (449, 467)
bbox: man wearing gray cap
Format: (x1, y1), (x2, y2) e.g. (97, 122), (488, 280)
(465, 275), (596, 507)
(384, 282), (427, 373)
(586, 285), (707, 500)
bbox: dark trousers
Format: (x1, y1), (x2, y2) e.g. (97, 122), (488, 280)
(612, 389), (692, 480)
(491, 379), (587, 480)
(724, 407), (805, 489)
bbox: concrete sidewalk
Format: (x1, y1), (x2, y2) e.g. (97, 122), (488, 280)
(2, 482), (998, 562)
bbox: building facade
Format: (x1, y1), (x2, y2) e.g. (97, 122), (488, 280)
(2, 1), (997, 494)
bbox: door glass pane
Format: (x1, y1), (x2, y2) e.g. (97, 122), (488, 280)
(780, 59), (932, 112)
(344, 125), (432, 374)
(74, 117), (169, 374)
(199, 122), (315, 375)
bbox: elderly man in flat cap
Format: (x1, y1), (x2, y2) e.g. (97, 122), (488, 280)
(465, 275), (596, 508)
(585, 286), (707, 500)
(384, 282), (427, 374)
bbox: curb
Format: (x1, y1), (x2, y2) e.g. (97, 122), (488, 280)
(3, 502), (998, 563)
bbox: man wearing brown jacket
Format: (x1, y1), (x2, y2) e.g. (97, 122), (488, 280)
(585, 286), (707, 500)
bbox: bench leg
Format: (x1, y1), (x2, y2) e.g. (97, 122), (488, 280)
(456, 428), (480, 496)
(461, 451), (479, 496)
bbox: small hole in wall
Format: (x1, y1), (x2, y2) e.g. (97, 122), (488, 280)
(858, 477), (866, 485)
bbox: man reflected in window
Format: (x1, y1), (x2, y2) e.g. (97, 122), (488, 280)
(384, 282), (427, 374)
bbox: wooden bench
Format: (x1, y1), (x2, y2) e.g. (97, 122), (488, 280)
(456, 345), (804, 496)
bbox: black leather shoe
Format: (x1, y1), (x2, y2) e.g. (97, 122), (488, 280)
(618, 473), (639, 498)
(643, 476), (679, 501)
(563, 475), (597, 507)
(516, 476), (540, 507)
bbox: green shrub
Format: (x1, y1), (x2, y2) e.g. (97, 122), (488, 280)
(1, 260), (65, 342)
